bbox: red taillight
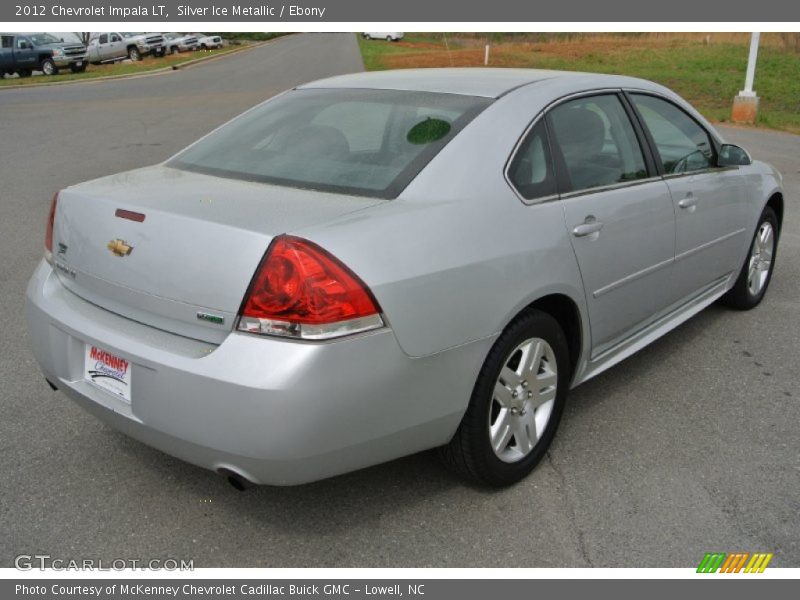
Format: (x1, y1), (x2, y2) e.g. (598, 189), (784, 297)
(238, 235), (383, 340)
(44, 192), (58, 262)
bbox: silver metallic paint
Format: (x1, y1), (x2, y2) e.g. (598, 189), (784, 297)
(26, 69), (783, 484)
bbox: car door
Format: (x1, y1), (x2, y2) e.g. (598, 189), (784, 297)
(628, 93), (750, 303)
(108, 33), (125, 59)
(14, 36), (37, 69)
(547, 93), (677, 356)
(94, 33), (110, 60)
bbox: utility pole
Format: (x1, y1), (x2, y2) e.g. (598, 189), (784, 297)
(731, 32), (760, 124)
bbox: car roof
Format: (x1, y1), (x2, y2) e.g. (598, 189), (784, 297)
(298, 68), (658, 99)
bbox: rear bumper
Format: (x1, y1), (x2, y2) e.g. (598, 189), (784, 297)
(26, 260), (487, 485)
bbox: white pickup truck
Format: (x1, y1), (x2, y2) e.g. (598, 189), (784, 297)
(86, 32), (166, 63)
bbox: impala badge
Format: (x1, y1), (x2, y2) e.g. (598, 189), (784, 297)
(107, 239), (133, 257)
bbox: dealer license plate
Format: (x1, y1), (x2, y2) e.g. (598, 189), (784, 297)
(84, 345), (132, 403)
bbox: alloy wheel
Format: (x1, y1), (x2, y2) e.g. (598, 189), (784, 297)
(748, 221), (774, 296)
(489, 337), (558, 463)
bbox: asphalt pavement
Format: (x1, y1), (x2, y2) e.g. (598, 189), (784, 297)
(1, 33), (798, 568)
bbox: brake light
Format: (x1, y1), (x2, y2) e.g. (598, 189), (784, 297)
(44, 192), (58, 264)
(237, 235), (384, 340)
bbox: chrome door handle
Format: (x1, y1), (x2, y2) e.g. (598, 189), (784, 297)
(572, 220), (604, 237)
(678, 193), (696, 209)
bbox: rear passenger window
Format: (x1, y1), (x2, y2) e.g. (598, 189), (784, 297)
(1, 36), (12, 49)
(630, 94), (715, 174)
(507, 120), (557, 201)
(548, 94), (648, 193)
(99, 34), (108, 44)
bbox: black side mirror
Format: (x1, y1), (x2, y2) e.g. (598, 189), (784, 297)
(718, 143), (752, 167)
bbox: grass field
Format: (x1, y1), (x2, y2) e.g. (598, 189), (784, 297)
(358, 33), (800, 133)
(0, 45), (241, 88)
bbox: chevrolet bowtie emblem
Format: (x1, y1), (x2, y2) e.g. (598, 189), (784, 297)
(107, 239), (133, 257)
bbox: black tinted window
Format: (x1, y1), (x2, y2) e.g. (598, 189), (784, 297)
(631, 94), (714, 174)
(1, 36), (12, 49)
(99, 34), (108, 44)
(508, 120), (557, 201)
(548, 94), (648, 193)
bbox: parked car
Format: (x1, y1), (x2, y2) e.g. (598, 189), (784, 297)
(163, 32), (199, 54)
(0, 32), (87, 76)
(362, 32), (404, 41)
(27, 69), (783, 488)
(86, 32), (166, 63)
(194, 33), (223, 50)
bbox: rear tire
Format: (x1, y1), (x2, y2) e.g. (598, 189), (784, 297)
(720, 206), (778, 310)
(439, 309), (570, 487)
(18, 69), (32, 77)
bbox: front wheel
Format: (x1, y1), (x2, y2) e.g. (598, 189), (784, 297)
(40, 58), (58, 76)
(720, 206), (779, 310)
(128, 47), (141, 61)
(70, 64), (87, 73)
(439, 309), (570, 486)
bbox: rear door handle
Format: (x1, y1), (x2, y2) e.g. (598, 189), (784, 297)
(572, 219), (604, 237)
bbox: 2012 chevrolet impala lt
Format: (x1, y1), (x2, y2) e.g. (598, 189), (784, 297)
(26, 69), (783, 487)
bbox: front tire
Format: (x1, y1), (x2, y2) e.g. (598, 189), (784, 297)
(40, 58), (58, 76)
(128, 47), (141, 61)
(440, 309), (570, 486)
(720, 206), (779, 310)
(70, 64), (87, 73)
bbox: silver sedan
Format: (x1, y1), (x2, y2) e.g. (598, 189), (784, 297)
(26, 69), (783, 487)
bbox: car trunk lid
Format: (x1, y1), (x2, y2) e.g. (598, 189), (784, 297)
(52, 165), (383, 343)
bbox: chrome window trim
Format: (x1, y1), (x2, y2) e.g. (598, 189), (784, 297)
(661, 165), (739, 181)
(505, 88), (669, 205)
(502, 110), (555, 206)
(559, 175), (664, 200)
(504, 87), (737, 206)
(503, 88), (628, 206)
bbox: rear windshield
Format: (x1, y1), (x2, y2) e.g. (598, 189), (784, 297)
(168, 88), (491, 199)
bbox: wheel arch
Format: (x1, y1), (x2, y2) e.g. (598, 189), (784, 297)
(503, 292), (587, 380)
(766, 191), (784, 231)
